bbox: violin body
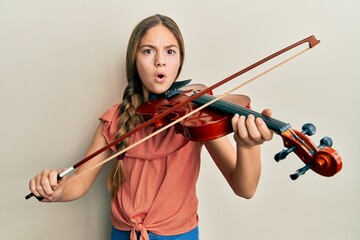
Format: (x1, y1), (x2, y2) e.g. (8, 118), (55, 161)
(136, 84), (251, 141)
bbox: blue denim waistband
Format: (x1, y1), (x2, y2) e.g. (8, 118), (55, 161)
(111, 225), (199, 240)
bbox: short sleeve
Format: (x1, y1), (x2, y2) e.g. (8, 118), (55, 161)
(99, 103), (120, 152)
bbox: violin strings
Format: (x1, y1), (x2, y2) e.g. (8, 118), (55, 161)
(219, 99), (289, 131)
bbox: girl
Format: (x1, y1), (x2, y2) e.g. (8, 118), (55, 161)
(29, 14), (273, 240)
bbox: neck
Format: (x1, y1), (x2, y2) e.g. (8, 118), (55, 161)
(192, 94), (291, 134)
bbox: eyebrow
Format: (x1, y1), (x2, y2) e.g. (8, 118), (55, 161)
(139, 44), (179, 50)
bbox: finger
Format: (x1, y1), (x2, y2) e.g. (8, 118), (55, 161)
(262, 108), (272, 118)
(231, 113), (240, 133)
(34, 175), (48, 198)
(245, 115), (263, 144)
(234, 115), (253, 145)
(255, 117), (273, 141)
(48, 170), (59, 189)
(236, 115), (248, 138)
(29, 178), (41, 197)
(40, 170), (56, 196)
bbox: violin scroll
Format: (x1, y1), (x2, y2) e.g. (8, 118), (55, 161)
(275, 123), (342, 180)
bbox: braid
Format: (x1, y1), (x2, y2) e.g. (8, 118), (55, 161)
(108, 80), (143, 198)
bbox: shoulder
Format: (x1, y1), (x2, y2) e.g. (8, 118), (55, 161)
(98, 103), (121, 151)
(99, 103), (121, 123)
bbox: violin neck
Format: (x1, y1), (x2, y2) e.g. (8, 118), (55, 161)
(192, 94), (291, 134)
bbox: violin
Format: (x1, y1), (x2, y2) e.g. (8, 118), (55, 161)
(25, 35), (342, 201)
(137, 84), (342, 179)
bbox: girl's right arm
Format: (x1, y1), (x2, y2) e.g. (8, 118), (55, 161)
(29, 123), (112, 202)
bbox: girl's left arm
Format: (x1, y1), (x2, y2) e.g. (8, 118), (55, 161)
(204, 110), (273, 199)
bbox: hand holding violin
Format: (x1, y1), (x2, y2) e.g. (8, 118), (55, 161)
(232, 109), (273, 148)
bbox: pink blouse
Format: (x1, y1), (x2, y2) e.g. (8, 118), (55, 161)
(100, 103), (203, 240)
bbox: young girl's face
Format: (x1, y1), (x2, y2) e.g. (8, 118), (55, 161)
(136, 24), (181, 100)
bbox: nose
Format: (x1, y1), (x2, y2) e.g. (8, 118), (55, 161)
(155, 53), (166, 67)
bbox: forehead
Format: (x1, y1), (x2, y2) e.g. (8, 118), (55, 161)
(140, 24), (179, 47)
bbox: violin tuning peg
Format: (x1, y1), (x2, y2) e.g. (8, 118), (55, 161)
(318, 137), (333, 148)
(301, 123), (316, 136)
(290, 163), (313, 180)
(274, 146), (296, 162)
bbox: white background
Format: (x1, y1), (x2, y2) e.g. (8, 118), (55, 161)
(1, 1), (359, 239)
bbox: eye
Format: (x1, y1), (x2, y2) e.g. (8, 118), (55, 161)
(143, 48), (154, 54)
(167, 49), (176, 55)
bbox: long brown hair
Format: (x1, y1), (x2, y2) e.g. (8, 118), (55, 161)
(108, 14), (185, 198)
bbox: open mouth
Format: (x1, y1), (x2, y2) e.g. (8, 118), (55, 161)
(156, 74), (165, 82)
